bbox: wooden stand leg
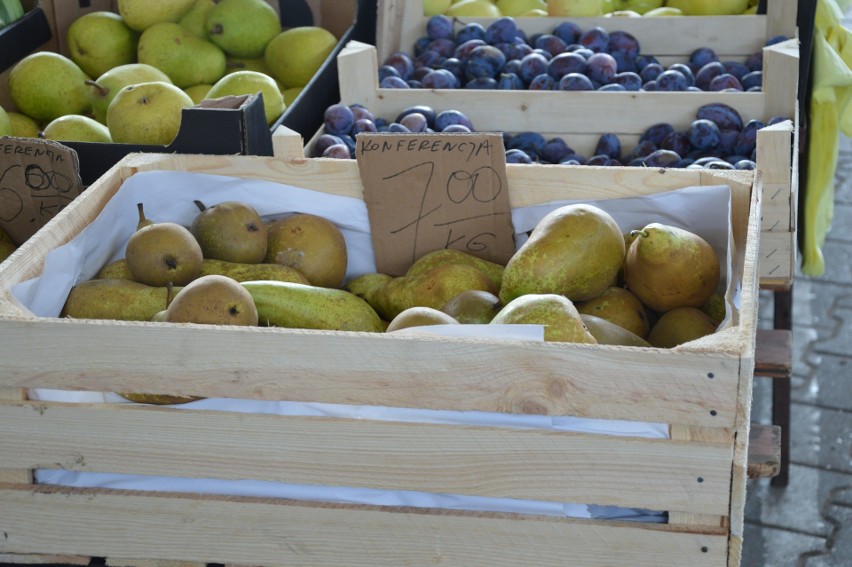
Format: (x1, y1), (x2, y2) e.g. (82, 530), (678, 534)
(771, 286), (793, 488)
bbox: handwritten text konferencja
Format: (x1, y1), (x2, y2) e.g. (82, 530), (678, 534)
(358, 137), (493, 162)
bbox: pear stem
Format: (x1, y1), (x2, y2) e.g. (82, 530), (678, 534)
(165, 282), (174, 309)
(85, 79), (109, 98)
(137, 202), (147, 225)
(194, 200), (207, 212)
(630, 229), (648, 239)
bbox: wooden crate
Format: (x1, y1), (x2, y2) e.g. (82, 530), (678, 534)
(334, 24), (799, 286)
(0, 152), (759, 566)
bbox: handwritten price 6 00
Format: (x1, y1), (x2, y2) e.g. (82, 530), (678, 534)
(387, 161), (508, 262)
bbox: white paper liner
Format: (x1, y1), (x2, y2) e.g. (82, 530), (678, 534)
(16, 170), (736, 523)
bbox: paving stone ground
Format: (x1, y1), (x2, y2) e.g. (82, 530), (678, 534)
(742, 137), (852, 566)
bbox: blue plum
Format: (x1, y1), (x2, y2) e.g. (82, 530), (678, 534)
(688, 119), (722, 150)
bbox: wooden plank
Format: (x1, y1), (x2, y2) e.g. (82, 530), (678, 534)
(0, 553), (90, 565)
(270, 125), (304, 160)
(338, 41), (768, 134)
(0, 388), (31, 485)
(0, 401), (733, 515)
(758, 230), (795, 284)
(0, 320), (742, 427)
(762, 39), (800, 124)
(668, 425), (732, 528)
(755, 329), (792, 378)
(747, 424), (782, 479)
(0, 484), (729, 567)
(378, 3), (769, 63)
(765, 0), (799, 40)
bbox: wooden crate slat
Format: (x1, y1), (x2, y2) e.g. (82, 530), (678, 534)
(746, 424), (782, 479)
(754, 329), (793, 378)
(0, 484), (728, 567)
(0, 319), (742, 428)
(0, 401), (734, 515)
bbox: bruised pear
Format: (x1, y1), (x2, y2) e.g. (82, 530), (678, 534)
(647, 307), (718, 348)
(441, 290), (501, 324)
(407, 248), (505, 289)
(500, 204), (625, 304)
(265, 214), (347, 288)
(372, 264), (498, 321)
(490, 294), (597, 344)
(386, 306), (459, 332)
(576, 286), (650, 338)
(624, 223), (720, 313)
(580, 314), (651, 347)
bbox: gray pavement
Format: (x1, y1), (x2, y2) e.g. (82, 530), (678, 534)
(742, 136), (852, 566)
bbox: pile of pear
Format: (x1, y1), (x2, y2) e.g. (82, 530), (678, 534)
(0, 0), (339, 144)
(61, 198), (725, 403)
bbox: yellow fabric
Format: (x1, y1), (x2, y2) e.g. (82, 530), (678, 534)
(802, 0), (852, 275)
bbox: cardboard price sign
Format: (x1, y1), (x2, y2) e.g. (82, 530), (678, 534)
(0, 138), (83, 245)
(356, 132), (515, 276)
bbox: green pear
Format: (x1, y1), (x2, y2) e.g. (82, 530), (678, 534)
(264, 26), (338, 89)
(184, 84), (213, 103)
(88, 63), (173, 124)
(164, 274), (258, 326)
(580, 314), (651, 347)
(440, 289), (501, 324)
(96, 257), (311, 284)
(372, 264), (499, 321)
(242, 281), (384, 332)
(282, 87), (302, 106)
(500, 204), (626, 305)
(8, 52), (91, 122)
(138, 22), (227, 88)
(178, 0), (217, 37)
(0, 106), (11, 136)
(490, 294), (597, 344)
(41, 115), (112, 143)
(7, 112), (40, 137)
(343, 273), (393, 306)
(205, 71), (284, 125)
(445, 0), (502, 16)
(576, 286), (650, 338)
(117, 0), (196, 32)
(225, 56), (273, 76)
(406, 248), (504, 289)
(623, 223), (720, 313)
(0, 241), (16, 263)
(386, 306), (459, 332)
(107, 81), (194, 145)
(646, 307), (718, 348)
(190, 200), (268, 263)
(61, 279), (181, 321)
(206, 0), (281, 58)
(66, 11), (138, 79)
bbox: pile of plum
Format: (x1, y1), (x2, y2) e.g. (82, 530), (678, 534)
(314, 100), (788, 171)
(377, 14), (787, 93)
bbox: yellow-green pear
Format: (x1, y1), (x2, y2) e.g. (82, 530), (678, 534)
(178, 0), (216, 37)
(580, 314), (651, 347)
(89, 63), (173, 124)
(0, 241), (16, 263)
(125, 213), (203, 287)
(7, 112), (40, 137)
(242, 280), (384, 332)
(66, 11), (138, 79)
(117, 0), (196, 32)
(206, 0), (281, 58)
(61, 279), (181, 321)
(343, 273), (393, 306)
(8, 52), (91, 122)
(41, 115), (112, 143)
(190, 200), (268, 264)
(647, 306), (718, 348)
(500, 204), (625, 304)
(623, 223), (720, 313)
(576, 286), (650, 338)
(0, 106), (11, 136)
(497, 0), (547, 16)
(491, 294), (597, 344)
(282, 87), (303, 105)
(138, 22), (227, 88)
(445, 0), (502, 16)
(225, 56), (273, 75)
(184, 84), (213, 103)
(440, 289), (501, 324)
(264, 26), (337, 89)
(407, 248), (504, 289)
(205, 71), (285, 125)
(547, 0), (604, 16)
(107, 81), (194, 145)
(665, 0), (748, 15)
(423, 0), (452, 16)
(386, 306), (459, 332)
